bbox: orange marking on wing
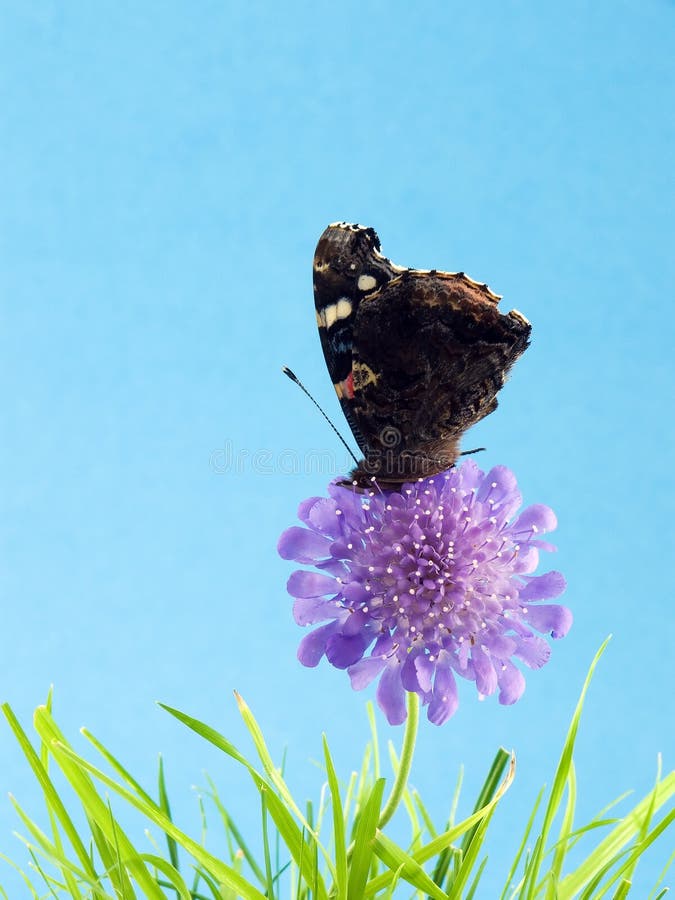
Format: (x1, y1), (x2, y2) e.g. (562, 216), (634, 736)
(334, 372), (355, 400)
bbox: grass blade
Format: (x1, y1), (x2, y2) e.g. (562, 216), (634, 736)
(160, 703), (327, 899)
(499, 786), (545, 900)
(347, 778), (385, 899)
(157, 755), (180, 873)
(371, 830), (448, 900)
(366, 754), (515, 897)
(323, 735), (347, 899)
(2, 703), (98, 882)
(548, 762), (577, 889)
(528, 637), (611, 900)
(33, 706), (268, 900)
(559, 774), (675, 897)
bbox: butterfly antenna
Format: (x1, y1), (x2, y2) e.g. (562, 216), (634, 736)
(282, 366), (361, 468)
(459, 447), (486, 457)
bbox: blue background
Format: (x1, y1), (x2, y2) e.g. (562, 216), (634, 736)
(1, 1), (673, 895)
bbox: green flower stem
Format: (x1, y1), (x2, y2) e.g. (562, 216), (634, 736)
(378, 691), (420, 829)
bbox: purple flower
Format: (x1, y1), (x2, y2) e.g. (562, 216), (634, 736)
(278, 461), (571, 726)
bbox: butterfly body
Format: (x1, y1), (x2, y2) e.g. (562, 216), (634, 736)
(313, 223), (531, 488)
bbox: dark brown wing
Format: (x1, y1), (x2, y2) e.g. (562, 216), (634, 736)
(312, 223), (399, 453)
(350, 269), (531, 483)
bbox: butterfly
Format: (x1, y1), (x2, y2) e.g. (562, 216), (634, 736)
(313, 223), (531, 488)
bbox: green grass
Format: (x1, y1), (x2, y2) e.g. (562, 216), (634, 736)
(1, 640), (673, 898)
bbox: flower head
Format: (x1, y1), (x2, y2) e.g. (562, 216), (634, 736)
(278, 461), (571, 725)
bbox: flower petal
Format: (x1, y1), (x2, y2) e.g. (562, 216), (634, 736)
(524, 603), (573, 638)
(414, 654), (435, 694)
(472, 647), (498, 696)
(297, 497), (321, 522)
(341, 582), (371, 604)
(497, 660), (526, 705)
(513, 545), (539, 574)
(459, 459), (484, 493)
(348, 656), (387, 690)
(513, 634), (551, 669)
(287, 570), (336, 599)
(342, 610), (371, 636)
(278, 527), (331, 563)
(428, 663), (458, 725)
(297, 622), (337, 667)
(511, 504), (557, 536)
(531, 539), (557, 552)
(519, 571), (566, 600)
(401, 654), (420, 692)
(376, 664), (407, 725)
(326, 632), (368, 668)
(477, 465), (517, 503)
(483, 633), (517, 660)
(307, 498), (343, 537)
(316, 558), (349, 577)
(293, 597), (341, 626)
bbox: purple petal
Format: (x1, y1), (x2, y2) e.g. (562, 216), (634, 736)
(297, 497), (321, 522)
(278, 527), (331, 563)
(287, 570), (337, 599)
(293, 597), (341, 626)
(316, 558), (349, 577)
(524, 603), (573, 638)
(428, 664), (458, 725)
(329, 539), (353, 558)
(342, 610), (371, 636)
(371, 633), (397, 657)
(472, 647), (498, 696)
(348, 655), (387, 690)
(459, 459), (484, 492)
(399, 653), (433, 699)
(376, 664), (407, 725)
(519, 571), (566, 601)
(511, 504), (557, 537)
(307, 498), (344, 538)
(401, 654), (420, 692)
(341, 582), (371, 604)
(326, 633), (368, 668)
(414, 655), (435, 694)
(477, 465), (517, 503)
(513, 545), (540, 574)
(513, 634), (551, 669)
(455, 639), (472, 672)
(297, 622), (337, 667)
(497, 660), (526, 705)
(531, 539), (558, 552)
(483, 633), (517, 660)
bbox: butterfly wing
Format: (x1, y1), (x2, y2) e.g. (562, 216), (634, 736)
(349, 269), (531, 481)
(313, 223), (531, 485)
(313, 223), (399, 453)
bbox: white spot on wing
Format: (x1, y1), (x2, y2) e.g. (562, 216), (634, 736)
(357, 274), (377, 292)
(324, 304), (338, 329)
(336, 297), (352, 320)
(323, 298), (353, 330)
